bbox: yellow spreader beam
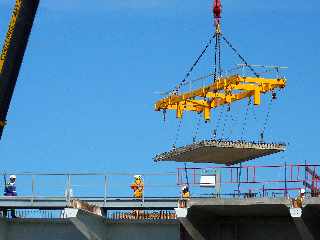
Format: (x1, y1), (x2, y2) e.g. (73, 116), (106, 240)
(155, 75), (286, 121)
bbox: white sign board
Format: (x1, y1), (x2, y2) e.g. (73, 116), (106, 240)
(200, 175), (216, 187)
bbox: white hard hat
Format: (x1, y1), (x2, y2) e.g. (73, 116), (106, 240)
(9, 175), (16, 179)
(300, 188), (305, 194)
(134, 175), (141, 179)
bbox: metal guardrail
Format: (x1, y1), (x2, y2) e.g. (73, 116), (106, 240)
(0, 172), (179, 201)
(0, 196), (180, 209)
(1, 163), (319, 202)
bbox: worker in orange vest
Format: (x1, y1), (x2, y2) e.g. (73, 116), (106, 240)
(131, 175), (144, 199)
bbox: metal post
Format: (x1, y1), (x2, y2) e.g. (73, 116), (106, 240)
(31, 175), (35, 204)
(305, 160), (307, 193)
(284, 162), (288, 198)
(66, 175), (71, 204)
(142, 175), (145, 203)
(104, 175), (108, 207)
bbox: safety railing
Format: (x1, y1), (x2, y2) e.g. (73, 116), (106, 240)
(177, 163), (320, 198)
(1, 163), (319, 201)
(0, 171), (179, 202)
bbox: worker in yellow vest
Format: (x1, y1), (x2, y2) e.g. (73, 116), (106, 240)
(131, 175), (144, 199)
(295, 188), (305, 208)
(181, 185), (190, 199)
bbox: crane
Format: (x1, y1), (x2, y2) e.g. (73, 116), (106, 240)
(0, 0), (40, 139)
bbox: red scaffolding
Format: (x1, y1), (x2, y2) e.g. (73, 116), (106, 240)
(177, 163), (320, 197)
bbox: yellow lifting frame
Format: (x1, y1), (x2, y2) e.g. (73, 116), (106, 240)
(155, 75), (286, 121)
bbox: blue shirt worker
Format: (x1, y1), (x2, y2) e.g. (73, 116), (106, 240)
(4, 175), (17, 196)
(3, 175), (17, 218)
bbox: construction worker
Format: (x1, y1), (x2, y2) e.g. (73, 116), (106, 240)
(4, 175), (17, 196)
(3, 175), (17, 218)
(131, 175), (144, 199)
(295, 188), (305, 208)
(181, 185), (190, 199)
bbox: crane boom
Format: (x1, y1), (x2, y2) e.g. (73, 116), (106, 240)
(0, 0), (40, 139)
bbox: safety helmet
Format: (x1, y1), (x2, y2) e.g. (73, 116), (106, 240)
(9, 175), (16, 180)
(181, 185), (188, 191)
(134, 175), (142, 180)
(300, 188), (305, 194)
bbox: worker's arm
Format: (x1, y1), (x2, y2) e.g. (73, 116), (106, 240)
(0, 0), (40, 139)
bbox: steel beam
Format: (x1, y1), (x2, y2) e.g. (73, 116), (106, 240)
(0, 197), (179, 210)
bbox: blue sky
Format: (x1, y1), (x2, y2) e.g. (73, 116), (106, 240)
(0, 0), (319, 196)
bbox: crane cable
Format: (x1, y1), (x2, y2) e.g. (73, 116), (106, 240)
(171, 35), (216, 151)
(260, 92), (276, 142)
(172, 119), (183, 149)
(192, 113), (202, 143)
(241, 97), (252, 140)
(172, 35), (216, 94)
(221, 34), (260, 78)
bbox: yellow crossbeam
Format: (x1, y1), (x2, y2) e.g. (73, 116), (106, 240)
(155, 75), (286, 121)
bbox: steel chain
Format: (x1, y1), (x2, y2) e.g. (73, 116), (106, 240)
(221, 34), (260, 78)
(260, 93), (275, 142)
(173, 35), (216, 94)
(192, 114), (202, 143)
(241, 97), (251, 140)
(172, 119), (183, 149)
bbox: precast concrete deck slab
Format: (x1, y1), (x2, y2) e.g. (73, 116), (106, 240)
(154, 140), (286, 165)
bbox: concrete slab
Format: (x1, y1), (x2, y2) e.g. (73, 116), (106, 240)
(154, 140), (286, 165)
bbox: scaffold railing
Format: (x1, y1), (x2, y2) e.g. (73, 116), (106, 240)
(0, 163), (319, 201)
(177, 163), (320, 198)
